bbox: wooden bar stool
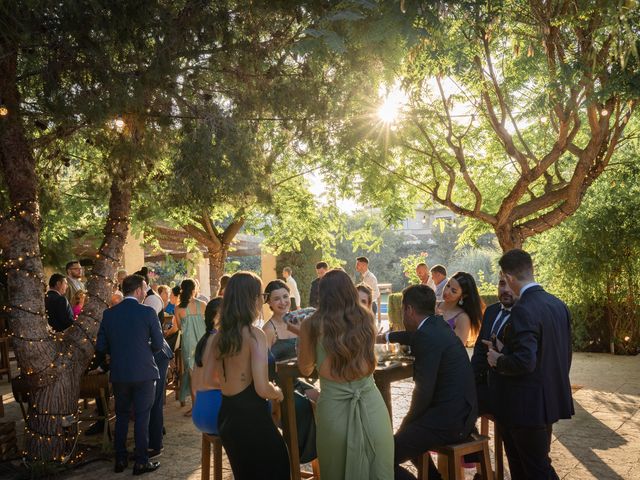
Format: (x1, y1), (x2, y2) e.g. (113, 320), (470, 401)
(79, 373), (113, 449)
(481, 415), (504, 480)
(419, 435), (493, 480)
(201, 433), (223, 480)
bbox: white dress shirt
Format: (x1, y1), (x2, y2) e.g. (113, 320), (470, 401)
(286, 276), (301, 309)
(386, 315), (430, 342)
(143, 294), (164, 314)
(519, 282), (540, 296)
(434, 279), (447, 302)
(362, 269), (380, 303)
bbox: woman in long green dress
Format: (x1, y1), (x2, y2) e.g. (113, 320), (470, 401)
(173, 278), (207, 412)
(297, 269), (393, 480)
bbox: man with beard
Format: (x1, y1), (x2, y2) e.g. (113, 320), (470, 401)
(485, 249), (573, 479)
(471, 273), (518, 415)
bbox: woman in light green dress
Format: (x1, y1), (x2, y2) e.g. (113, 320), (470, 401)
(173, 278), (207, 410)
(297, 269), (393, 480)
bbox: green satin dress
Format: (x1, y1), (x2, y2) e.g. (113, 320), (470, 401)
(179, 301), (206, 402)
(315, 341), (394, 480)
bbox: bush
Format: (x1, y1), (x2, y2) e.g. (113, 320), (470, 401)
(531, 164), (640, 355)
(567, 302), (639, 355)
(277, 240), (322, 308)
(388, 293), (403, 331)
(481, 294), (499, 308)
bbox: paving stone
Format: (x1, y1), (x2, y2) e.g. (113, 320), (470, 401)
(0, 351), (638, 479)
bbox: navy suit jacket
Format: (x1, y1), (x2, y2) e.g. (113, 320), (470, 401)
(390, 314), (478, 435)
(488, 285), (574, 427)
(96, 298), (164, 383)
(45, 290), (74, 332)
(309, 278), (320, 308)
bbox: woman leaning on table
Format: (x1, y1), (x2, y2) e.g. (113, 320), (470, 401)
(263, 279), (317, 464)
(296, 269), (393, 480)
(202, 271), (289, 480)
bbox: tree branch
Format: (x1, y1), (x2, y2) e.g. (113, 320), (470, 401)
(182, 223), (217, 249)
(221, 213), (246, 245)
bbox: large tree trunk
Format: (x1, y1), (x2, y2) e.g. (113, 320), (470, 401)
(23, 162), (134, 461)
(0, 42), (64, 461)
(27, 151), (136, 461)
(208, 244), (230, 297)
(494, 225), (523, 252)
(1, 38), (137, 459)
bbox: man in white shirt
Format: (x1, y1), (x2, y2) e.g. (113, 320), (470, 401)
(430, 264), (448, 303)
(356, 256), (380, 314)
(416, 262), (436, 291)
(143, 290), (164, 315)
(282, 267), (301, 310)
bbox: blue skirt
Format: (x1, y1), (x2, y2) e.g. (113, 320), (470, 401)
(192, 389), (222, 435)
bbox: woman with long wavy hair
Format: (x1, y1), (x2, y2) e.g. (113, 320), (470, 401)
(202, 272), (289, 480)
(298, 269), (393, 480)
(439, 271), (484, 346)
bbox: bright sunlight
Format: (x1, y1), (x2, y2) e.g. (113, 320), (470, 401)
(377, 84), (407, 124)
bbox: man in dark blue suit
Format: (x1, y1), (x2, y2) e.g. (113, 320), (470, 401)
(45, 273), (74, 332)
(384, 285), (478, 480)
(471, 273), (517, 415)
(486, 249), (574, 479)
(147, 294), (173, 458)
(97, 274), (164, 475)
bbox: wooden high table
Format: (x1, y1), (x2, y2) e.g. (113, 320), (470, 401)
(277, 359), (414, 480)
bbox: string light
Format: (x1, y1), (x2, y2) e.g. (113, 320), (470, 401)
(0, 98), (8, 117)
(0, 200), (41, 223)
(114, 114), (125, 132)
(1, 207), (133, 462)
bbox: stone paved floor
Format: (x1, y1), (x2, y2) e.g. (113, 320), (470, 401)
(1, 352), (639, 479)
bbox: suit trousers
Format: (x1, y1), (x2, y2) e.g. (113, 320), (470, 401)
(498, 422), (558, 480)
(149, 353), (170, 451)
(112, 380), (156, 465)
(394, 421), (464, 480)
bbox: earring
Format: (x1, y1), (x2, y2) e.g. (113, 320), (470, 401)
(458, 298), (464, 306)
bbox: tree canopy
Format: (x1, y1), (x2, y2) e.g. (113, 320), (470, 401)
(324, 0), (640, 250)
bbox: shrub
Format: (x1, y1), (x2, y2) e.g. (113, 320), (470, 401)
(531, 164), (640, 355)
(388, 293), (404, 331)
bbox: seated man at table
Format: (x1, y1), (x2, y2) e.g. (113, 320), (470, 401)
(385, 284), (478, 480)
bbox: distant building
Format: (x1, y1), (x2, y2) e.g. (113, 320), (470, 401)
(397, 207), (457, 243)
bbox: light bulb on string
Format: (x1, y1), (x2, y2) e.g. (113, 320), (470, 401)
(114, 114), (125, 132)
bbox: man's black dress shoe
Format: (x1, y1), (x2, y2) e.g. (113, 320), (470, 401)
(147, 449), (163, 459)
(132, 461), (160, 476)
(114, 460), (128, 473)
(129, 449), (163, 461)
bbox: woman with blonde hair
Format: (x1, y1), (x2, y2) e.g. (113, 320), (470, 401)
(203, 272), (289, 479)
(298, 269), (393, 480)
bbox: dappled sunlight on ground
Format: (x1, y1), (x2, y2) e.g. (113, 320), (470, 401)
(0, 352), (638, 479)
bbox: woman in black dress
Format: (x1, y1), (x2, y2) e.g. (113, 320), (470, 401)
(203, 272), (290, 479)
